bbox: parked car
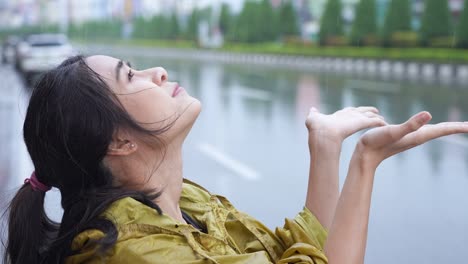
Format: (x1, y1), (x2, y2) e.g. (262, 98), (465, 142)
(1, 35), (20, 64)
(16, 34), (74, 80)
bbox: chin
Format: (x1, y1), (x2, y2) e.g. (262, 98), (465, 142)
(186, 99), (202, 126)
(176, 99), (202, 138)
(191, 99), (202, 116)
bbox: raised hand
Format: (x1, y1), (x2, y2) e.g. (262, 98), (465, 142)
(325, 112), (468, 264)
(305, 106), (386, 229)
(306, 106), (387, 145)
(357, 111), (468, 170)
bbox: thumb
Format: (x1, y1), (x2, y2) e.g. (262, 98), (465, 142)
(396, 111), (432, 139)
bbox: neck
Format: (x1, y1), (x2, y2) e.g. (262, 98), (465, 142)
(152, 143), (186, 223)
(109, 140), (187, 223)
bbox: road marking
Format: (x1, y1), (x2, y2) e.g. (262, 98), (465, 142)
(233, 85), (272, 101)
(197, 143), (261, 181)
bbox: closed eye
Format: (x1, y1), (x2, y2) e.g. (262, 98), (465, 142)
(127, 69), (134, 82)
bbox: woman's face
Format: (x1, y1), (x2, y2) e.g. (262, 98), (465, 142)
(86, 55), (201, 144)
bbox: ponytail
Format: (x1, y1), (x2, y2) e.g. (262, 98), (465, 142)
(5, 55), (167, 262)
(4, 182), (58, 264)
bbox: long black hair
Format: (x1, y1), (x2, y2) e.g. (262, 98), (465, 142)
(3, 55), (171, 264)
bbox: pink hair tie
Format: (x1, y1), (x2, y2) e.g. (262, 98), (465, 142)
(24, 171), (51, 192)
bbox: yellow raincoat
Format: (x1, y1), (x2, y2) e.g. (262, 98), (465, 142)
(66, 179), (328, 264)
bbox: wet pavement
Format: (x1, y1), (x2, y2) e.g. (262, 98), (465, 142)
(1, 49), (468, 263)
(0, 65), (62, 262)
(0, 65), (33, 192)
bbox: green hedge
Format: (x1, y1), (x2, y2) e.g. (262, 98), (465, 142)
(68, 20), (122, 40)
(74, 38), (196, 49)
(79, 38), (468, 63)
(222, 43), (468, 63)
(0, 24), (60, 40)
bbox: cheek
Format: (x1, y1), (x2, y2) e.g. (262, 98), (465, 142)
(120, 92), (176, 128)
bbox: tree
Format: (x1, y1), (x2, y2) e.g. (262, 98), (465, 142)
(230, 0), (281, 43)
(456, 0), (468, 48)
(381, 0), (411, 45)
(185, 9), (200, 41)
(278, 0), (299, 38)
(169, 13), (180, 39)
(420, 0), (452, 45)
(350, 0), (377, 46)
(219, 3), (232, 36)
(233, 0), (259, 42)
(71, 20), (122, 39)
(258, 0), (278, 41)
(318, 0), (344, 45)
(149, 15), (169, 39)
(132, 17), (150, 39)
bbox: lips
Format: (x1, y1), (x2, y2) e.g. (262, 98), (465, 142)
(172, 84), (180, 97)
(172, 83), (185, 97)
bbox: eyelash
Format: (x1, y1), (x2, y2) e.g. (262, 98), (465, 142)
(127, 69), (134, 81)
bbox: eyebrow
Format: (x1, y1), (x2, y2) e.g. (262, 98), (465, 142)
(114, 60), (132, 81)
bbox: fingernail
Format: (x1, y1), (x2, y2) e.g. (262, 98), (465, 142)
(419, 112), (432, 122)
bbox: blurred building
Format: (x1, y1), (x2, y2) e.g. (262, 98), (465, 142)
(68, 0), (125, 24)
(133, 0), (218, 18)
(413, 0), (465, 28)
(0, 0), (145, 28)
(450, 0), (465, 17)
(0, 0), (40, 28)
(1, 0), (465, 34)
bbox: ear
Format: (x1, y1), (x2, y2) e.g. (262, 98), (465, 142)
(107, 138), (138, 156)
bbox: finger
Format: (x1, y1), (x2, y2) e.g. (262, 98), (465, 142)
(363, 111), (384, 120)
(356, 106), (379, 114)
(309, 107), (319, 113)
(352, 115), (388, 132)
(306, 107), (320, 121)
(364, 112), (388, 124)
(392, 111), (432, 140)
(365, 118), (388, 128)
(395, 122), (468, 152)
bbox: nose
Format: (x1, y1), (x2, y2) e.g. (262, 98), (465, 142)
(146, 67), (168, 86)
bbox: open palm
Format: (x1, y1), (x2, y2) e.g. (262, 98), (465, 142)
(306, 106), (387, 144)
(358, 111), (468, 168)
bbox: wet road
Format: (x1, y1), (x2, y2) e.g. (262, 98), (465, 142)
(0, 65), (33, 193)
(1, 47), (468, 263)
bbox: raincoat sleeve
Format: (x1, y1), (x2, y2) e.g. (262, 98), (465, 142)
(273, 207), (328, 263)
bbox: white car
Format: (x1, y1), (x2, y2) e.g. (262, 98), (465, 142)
(17, 34), (74, 78)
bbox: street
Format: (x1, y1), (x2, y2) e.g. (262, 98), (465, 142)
(1, 49), (468, 263)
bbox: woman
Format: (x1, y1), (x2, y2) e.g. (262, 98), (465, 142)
(4, 55), (468, 264)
